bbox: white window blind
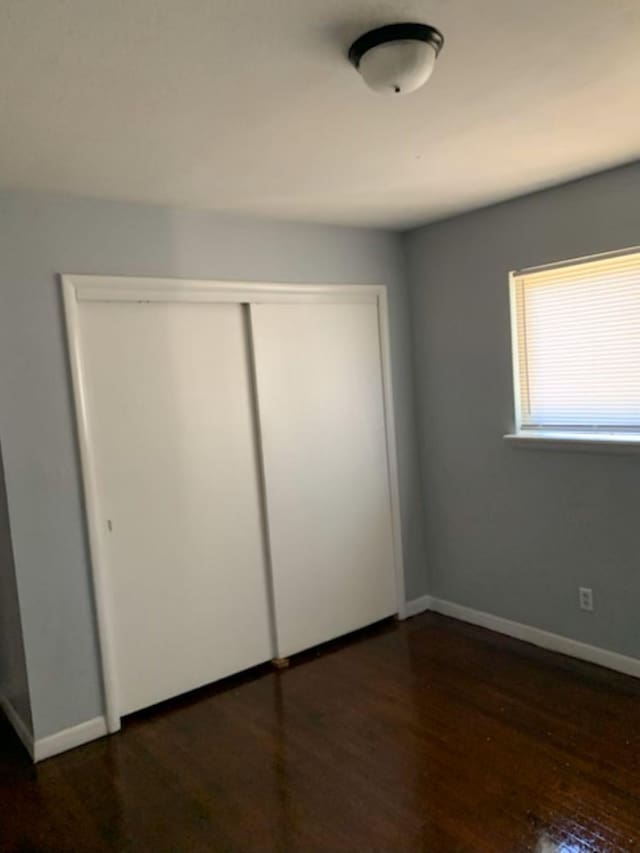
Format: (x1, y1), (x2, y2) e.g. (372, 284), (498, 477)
(510, 248), (640, 434)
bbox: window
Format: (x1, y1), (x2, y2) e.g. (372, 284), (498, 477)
(508, 247), (640, 446)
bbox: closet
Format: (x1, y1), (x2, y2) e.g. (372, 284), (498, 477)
(63, 277), (403, 729)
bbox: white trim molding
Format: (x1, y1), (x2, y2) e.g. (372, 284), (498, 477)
(406, 596), (640, 680)
(404, 595), (434, 618)
(66, 275), (386, 305)
(0, 694), (34, 759)
(376, 285), (407, 619)
(33, 716), (108, 763)
(1, 697), (110, 763)
(504, 432), (640, 454)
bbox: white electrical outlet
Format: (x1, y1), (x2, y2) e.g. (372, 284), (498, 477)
(579, 587), (594, 612)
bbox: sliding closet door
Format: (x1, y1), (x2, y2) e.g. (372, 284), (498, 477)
(77, 300), (273, 715)
(250, 299), (397, 658)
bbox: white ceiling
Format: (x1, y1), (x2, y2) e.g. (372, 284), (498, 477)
(1, 0), (639, 228)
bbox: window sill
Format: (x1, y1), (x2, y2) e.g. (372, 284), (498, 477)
(504, 432), (640, 454)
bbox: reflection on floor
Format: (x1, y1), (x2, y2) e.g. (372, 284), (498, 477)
(2, 611), (640, 852)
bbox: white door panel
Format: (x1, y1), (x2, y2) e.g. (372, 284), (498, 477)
(250, 301), (397, 658)
(79, 301), (272, 715)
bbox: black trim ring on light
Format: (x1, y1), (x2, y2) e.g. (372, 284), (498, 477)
(348, 23), (444, 69)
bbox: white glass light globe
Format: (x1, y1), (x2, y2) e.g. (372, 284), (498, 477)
(358, 40), (437, 95)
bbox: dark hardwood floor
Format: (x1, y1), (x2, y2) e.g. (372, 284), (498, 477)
(2, 612), (640, 852)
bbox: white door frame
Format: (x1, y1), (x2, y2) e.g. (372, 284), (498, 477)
(62, 275), (407, 734)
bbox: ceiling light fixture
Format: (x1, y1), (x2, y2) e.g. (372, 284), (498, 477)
(348, 23), (444, 96)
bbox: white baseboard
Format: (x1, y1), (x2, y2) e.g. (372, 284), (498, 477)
(424, 597), (640, 680)
(0, 694), (34, 759)
(34, 716), (108, 763)
(404, 595), (434, 618)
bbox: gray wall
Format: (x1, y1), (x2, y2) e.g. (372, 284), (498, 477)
(0, 190), (426, 739)
(406, 161), (640, 659)
(0, 439), (32, 733)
